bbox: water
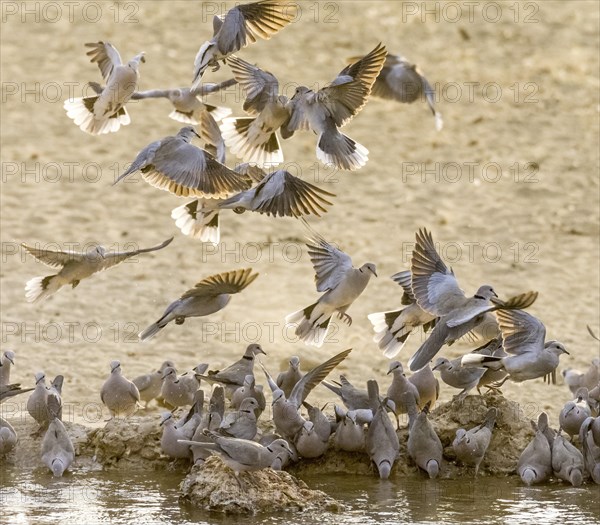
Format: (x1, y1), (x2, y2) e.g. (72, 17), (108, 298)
(1, 466), (599, 525)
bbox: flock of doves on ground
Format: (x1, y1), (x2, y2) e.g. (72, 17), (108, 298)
(2, 0), (599, 492)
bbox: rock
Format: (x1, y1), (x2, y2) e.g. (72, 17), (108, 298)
(179, 455), (343, 514)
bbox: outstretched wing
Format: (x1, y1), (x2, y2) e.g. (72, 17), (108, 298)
(226, 55), (280, 115)
(496, 308), (546, 356)
(181, 268), (258, 299)
(98, 237), (174, 271)
(85, 41), (122, 81)
(21, 243), (84, 268)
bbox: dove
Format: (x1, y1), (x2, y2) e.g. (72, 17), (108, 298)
(27, 372), (51, 427)
(100, 360), (140, 418)
(408, 365), (439, 410)
(139, 268), (258, 341)
(322, 375), (372, 411)
(261, 434), (298, 470)
(113, 126), (252, 198)
(461, 309), (569, 386)
(559, 388), (592, 438)
(0, 383), (34, 404)
(41, 394), (74, 477)
(22, 237), (173, 303)
(285, 228), (377, 347)
(452, 407), (497, 475)
(179, 431), (292, 476)
(133, 360), (176, 408)
(386, 361), (420, 418)
(551, 431), (585, 487)
(199, 343), (266, 397)
(368, 270), (436, 358)
(160, 392), (204, 459)
(64, 41), (144, 134)
(356, 53), (443, 131)
(470, 337), (509, 393)
(0, 350), (15, 386)
(580, 417), (600, 483)
(432, 357), (486, 402)
(160, 367), (199, 408)
(582, 358), (600, 391)
(276, 356), (303, 399)
(561, 369), (584, 396)
(518, 412), (553, 485)
(191, 0), (298, 85)
(333, 405), (365, 452)
(294, 402), (331, 458)
(130, 79), (236, 124)
(0, 417), (17, 456)
(261, 349), (351, 439)
(406, 397), (443, 479)
(281, 43), (387, 170)
(190, 386), (225, 463)
(218, 397), (259, 440)
(408, 228), (538, 371)
(231, 375), (266, 417)
(365, 380), (399, 479)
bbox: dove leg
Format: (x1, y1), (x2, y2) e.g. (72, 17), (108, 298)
(337, 312), (353, 326)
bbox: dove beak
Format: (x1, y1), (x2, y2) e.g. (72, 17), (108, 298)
(192, 129), (201, 140)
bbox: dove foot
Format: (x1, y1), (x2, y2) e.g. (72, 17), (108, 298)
(175, 317), (186, 325)
(337, 312), (352, 326)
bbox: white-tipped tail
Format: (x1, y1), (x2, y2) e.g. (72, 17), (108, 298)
(461, 354), (503, 369)
(368, 309), (411, 358)
(205, 104), (232, 122)
(64, 97), (130, 135)
(316, 131), (369, 171)
(171, 201), (220, 244)
(25, 275), (62, 303)
(192, 41), (213, 89)
(285, 305), (331, 348)
(169, 105), (231, 126)
(221, 117), (284, 168)
(139, 322), (164, 342)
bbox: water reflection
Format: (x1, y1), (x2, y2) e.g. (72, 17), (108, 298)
(1, 466), (599, 525)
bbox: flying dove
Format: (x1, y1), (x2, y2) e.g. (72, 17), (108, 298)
(231, 375), (266, 417)
(0, 417), (17, 456)
(333, 405), (365, 452)
(368, 270), (436, 358)
(64, 41), (145, 135)
(139, 268), (258, 341)
(386, 361), (420, 419)
(579, 416), (600, 483)
(406, 398), (443, 479)
(408, 364), (439, 410)
(551, 430), (585, 487)
(409, 228), (538, 371)
(275, 356), (303, 398)
(0, 351), (16, 388)
(198, 343), (266, 397)
(562, 368), (584, 396)
(160, 391), (204, 459)
(179, 430), (292, 476)
(322, 375), (372, 411)
(113, 126), (252, 198)
(365, 380), (399, 479)
(133, 360), (175, 408)
(461, 309), (568, 386)
(218, 397), (259, 440)
(41, 394), (74, 477)
(286, 227), (377, 347)
(192, 0), (298, 85)
(22, 237), (173, 303)
(261, 348), (352, 439)
(517, 412), (553, 485)
(452, 407), (497, 475)
(294, 402), (331, 458)
(281, 43), (387, 170)
(559, 388), (592, 438)
(432, 357), (486, 402)
(100, 360), (140, 418)
(0, 383), (34, 404)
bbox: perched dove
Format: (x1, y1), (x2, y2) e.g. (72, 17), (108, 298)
(409, 228), (538, 371)
(139, 268), (258, 341)
(432, 357), (486, 402)
(160, 367), (199, 408)
(100, 361), (140, 418)
(452, 407), (497, 475)
(114, 126), (252, 198)
(551, 431), (585, 487)
(218, 397), (259, 440)
(461, 309), (568, 386)
(133, 360), (176, 408)
(386, 361), (420, 417)
(64, 41), (144, 134)
(0, 383), (34, 404)
(281, 43), (387, 170)
(199, 343), (266, 397)
(41, 394), (74, 477)
(365, 380), (399, 479)
(22, 237), (173, 303)
(368, 270), (436, 358)
(27, 372), (52, 428)
(406, 398), (443, 479)
(0, 417), (17, 456)
(518, 412), (553, 485)
(286, 228), (377, 347)
(559, 388), (592, 438)
(322, 375), (372, 411)
(261, 349), (352, 439)
(192, 0), (298, 85)
(0, 350), (15, 386)
(190, 386), (225, 463)
(408, 365), (439, 410)
(231, 375), (266, 417)
(333, 405), (365, 452)
(160, 392), (204, 459)
(580, 417), (600, 483)
(276, 356), (303, 398)
(294, 402), (331, 458)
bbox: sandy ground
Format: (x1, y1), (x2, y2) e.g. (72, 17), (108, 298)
(1, 1), (599, 429)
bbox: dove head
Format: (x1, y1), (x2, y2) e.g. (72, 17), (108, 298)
(387, 361), (404, 375)
(159, 360), (175, 373)
(289, 356), (300, 370)
(194, 363), (209, 375)
(384, 398), (396, 413)
(267, 438), (293, 457)
(0, 427), (12, 441)
(51, 458), (66, 477)
(240, 397), (259, 412)
(432, 358), (450, 372)
(34, 372), (46, 385)
(575, 387), (589, 402)
(346, 410), (358, 425)
(159, 412), (173, 426)
(272, 389), (285, 405)
(109, 360), (121, 374)
(569, 467), (584, 487)
(455, 428), (468, 444)
(246, 343), (266, 357)
(545, 341), (568, 356)
(292, 86), (312, 99)
(177, 126), (201, 142)
(377, 459), (393, 480)
(360, 263), (378, 278)
(161, 367), (177, 381)
(426, 459), (440, 479)
(2, 350), (15, 365)
(128, 52), (146, 69)
(521, 467), (537, 485)
(474, 285), (497, 301)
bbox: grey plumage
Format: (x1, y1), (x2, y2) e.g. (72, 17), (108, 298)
(333, 405), (365, 452)
(1, 383), (33, 404)
(471, 337), (509, 392)
(579, 416), (600, 483)
(408, 365), (439, 410)
(517, 412), (553, 485)
(190, 386), (225, 464)
(27, 372), (52, 427)
(0, 417), (17, 456)
(231, 375), (266, 417)
(218, 397), (259, 440)
(160, 391), (204, 459)
(559, 388), (592, 438)
(100, 361), (140, 418)
(322, 375), (372, 411)
(139, 268), (258, 342)
(551, 431), (584, 487)
(276, 356), (303, 398)
(452, 407), (497, 475)
(41, 394), (74, 477)
(160, 366), (199, 408)
(294, 402), (331, 458)
(22, 237), (173, 303)
(133, 360), (176, 407)
(406, 398), (443, 479)
(0, 350), (15, 386)
(432, 357), (486, 402)
(386, 361), (420, 416)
